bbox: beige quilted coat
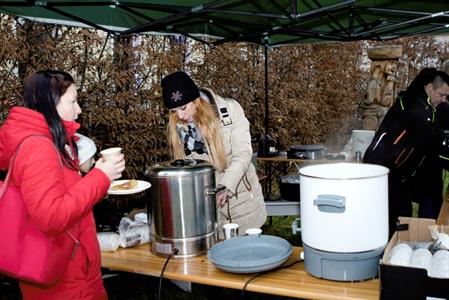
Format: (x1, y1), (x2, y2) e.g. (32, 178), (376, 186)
(189, 88), (267, 237)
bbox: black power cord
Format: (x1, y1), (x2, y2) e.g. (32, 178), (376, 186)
(157, 247), (179, 300)
(240, 259), (303, 300)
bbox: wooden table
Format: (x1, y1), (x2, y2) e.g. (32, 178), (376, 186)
(101, 245), (380, 300)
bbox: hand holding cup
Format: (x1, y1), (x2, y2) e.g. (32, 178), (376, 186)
(95, 147), (126, 181)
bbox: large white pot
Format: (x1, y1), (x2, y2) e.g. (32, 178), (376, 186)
(300, 162), (389, 253)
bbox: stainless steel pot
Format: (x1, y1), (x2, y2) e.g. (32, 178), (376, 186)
(145, 159), (223, 258)
(287, 145), (326, 160)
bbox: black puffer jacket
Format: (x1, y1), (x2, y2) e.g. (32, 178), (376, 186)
(364, 71), (449, 231)
(364, 88), (444, 180)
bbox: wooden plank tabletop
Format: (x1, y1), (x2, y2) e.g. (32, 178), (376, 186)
(101, 245), (380, 300)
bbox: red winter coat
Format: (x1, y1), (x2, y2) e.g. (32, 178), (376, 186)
(0, 107), (110, 300)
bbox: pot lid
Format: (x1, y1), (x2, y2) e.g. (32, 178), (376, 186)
(145, 159), (215, 177)
(289, 144), (326, 152)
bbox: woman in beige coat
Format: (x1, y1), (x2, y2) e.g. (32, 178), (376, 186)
(161, 71), (267, 237)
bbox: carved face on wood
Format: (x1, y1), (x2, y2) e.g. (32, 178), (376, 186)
(384, 62), (396, 78)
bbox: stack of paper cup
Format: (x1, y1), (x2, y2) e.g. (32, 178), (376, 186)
(223, 223), (239, 240)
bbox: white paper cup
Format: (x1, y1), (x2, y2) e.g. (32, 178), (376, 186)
(223, 223), (239, 240)
(100, 147), (122, 161)
(245, 228), (262, 236)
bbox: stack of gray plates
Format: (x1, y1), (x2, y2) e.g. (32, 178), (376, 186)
(207, 235), (292, 273)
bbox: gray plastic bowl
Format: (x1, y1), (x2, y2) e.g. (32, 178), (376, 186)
(207, 235), (293, 273)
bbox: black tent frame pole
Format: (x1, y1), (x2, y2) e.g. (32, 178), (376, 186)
(264, 45), (269, 137)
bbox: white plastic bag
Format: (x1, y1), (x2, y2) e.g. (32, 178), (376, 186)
(118, 216), (150, 248)
(428, 225), (449, 251)
(97, 232), (120, 252)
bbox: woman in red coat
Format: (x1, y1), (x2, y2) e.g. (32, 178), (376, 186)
(0, 70), (125, 299)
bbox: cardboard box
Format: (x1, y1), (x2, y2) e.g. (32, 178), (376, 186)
(379, 217), (449, 299)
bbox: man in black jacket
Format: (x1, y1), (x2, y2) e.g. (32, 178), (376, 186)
(364, 68), (449, 236)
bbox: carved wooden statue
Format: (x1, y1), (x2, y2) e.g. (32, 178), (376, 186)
(361, 46), (402, 131)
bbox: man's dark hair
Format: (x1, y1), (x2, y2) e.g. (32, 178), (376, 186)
(408, 67), (449, 93)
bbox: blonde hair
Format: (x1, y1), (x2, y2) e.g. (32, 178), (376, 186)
(168, 97), (227, 172)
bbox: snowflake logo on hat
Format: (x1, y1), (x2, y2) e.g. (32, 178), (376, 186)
(171, 91), (183, 102)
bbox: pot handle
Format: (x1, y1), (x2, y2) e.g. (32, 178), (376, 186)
(314, 194), (346, 213)
(205, 185), (227, 196)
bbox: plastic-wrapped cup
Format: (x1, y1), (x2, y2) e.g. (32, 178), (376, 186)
(430, 250), (449, 278)
(119, 224), (150, 248)
(134, 212), (148, 224)
(245, 228), (262, 236)
(410, 248), (432, 271)
(97, 232), (120, 252)
(389, 243), (412, 266)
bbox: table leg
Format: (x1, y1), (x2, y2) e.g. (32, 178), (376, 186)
(268, 161), (273, 195)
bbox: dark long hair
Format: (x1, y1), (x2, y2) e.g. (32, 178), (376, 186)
(22, 69), (76, 168)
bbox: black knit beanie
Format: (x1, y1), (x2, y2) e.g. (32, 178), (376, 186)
(161, 71), (200, 109)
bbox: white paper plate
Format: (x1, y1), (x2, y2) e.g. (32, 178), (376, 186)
(108, 180), (151, 195)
